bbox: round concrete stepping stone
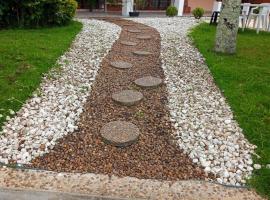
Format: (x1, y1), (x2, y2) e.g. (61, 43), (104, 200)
(127, 29), (142, 33)
(136, 35), (152, 40)
(100, 121), (140, 147)
(112, 90), (143, 106)
(120, 41), (137, 46)
(134, 76), (163, 88)
(133, 51), (152, 56)
(110, 61), (132, 69)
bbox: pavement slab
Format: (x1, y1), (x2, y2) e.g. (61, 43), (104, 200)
(0, 167), (264, 200)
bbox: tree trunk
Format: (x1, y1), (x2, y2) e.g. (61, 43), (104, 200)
(215, 0), (241, 54)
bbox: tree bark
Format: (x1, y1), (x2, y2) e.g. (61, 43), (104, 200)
(215, 0), (241, 54)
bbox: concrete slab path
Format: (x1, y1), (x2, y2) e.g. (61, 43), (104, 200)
(0, 188), (136, 200)
(0, 167), (264, 200)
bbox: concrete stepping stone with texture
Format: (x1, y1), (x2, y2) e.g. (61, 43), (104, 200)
(136, 35), (152, 40)
(133, 51), (152, 56)
(110, 61), (132, 69)
(112, 90), (143, 106)
(127, 29), (142, 33)
(120, 41), (137, 46)
(134, 76), (163, 88)
(100, 121), (140, 147)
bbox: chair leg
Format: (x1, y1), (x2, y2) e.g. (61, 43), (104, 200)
(256, 16), (261, 34)
(253, 17), (257, 28)
(243, 17), (247, 31)
(268, 16), (270, 31)
(210, 12), (214, 24)
(262, 16), (265, 31)
(241, 18), (244, 31)
(266, 16), (270, 31)
(268, 18), (270, 31)
(264, 16), (268, 31)
(214, 12), (219, 24)
(247, 16), (252, 28)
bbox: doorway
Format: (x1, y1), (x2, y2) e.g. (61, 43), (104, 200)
(136, 0), (171, 10)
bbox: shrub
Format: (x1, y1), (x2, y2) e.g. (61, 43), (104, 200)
(166, 6), (178, 17)
(192, 7), (204, 19)
(0, 0), (77, 28)
(44, 0), (78, 26)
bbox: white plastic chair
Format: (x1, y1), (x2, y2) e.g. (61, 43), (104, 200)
(210, 1), (222, 24)
(247, 3), (270, 34)
(267, 9), (270, 31)
(239, 3), (251, 31)
(212, 1), (222, 13)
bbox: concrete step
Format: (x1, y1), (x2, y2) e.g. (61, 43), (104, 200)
(0, 188), (141, 200)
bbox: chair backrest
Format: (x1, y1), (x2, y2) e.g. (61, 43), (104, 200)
(241, 3), (251, 15)
(260, 4), (270, 15)
(212, 1), (222, 12)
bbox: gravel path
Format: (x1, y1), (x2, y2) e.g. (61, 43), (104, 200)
(0, 19), (121, 164)
(130, 17), (256, 186)
(30, 18), (209, 181)
(0, 17), (257, 187)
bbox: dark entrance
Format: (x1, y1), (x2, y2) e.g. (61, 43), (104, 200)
(136, 0), (171, 10)
(77, 0), (105, 9)
(77, 0), (171, 10)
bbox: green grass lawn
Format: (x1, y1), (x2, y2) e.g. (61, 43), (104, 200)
(190, 23), (270, 198)
(0, 21), (82, 128)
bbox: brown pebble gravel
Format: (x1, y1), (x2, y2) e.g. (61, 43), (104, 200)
(30, 18), (212, 181)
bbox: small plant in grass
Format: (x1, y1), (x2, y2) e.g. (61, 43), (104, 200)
(33, 88), (42, 97)
(192, 7), (205, 19)
(166, 6), (178, 17)
(128, 84), (139, 90)
(79, 86), (88, 93)
(134, 110), (145, 119)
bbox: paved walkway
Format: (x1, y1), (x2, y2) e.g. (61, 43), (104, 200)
(0, 188), (133, 200)
(0, 167), (264, 200)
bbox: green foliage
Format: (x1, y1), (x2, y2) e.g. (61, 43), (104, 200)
(106, 0), (119, 5)
(192, 7), (204, 19)
(87, 0), (96, 11)
(0, 0), (77, 28)
(166, 6), (178, 17)
(74, 0), (82, 8)
(190, 23), (270, 199)
(134, 110), (145, 119)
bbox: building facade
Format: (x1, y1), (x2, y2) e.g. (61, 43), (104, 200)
(77, 0), (270, 13)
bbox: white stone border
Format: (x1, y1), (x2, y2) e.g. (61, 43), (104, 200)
(130, 18), (257, 186)
(0, 19), (121, 164)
